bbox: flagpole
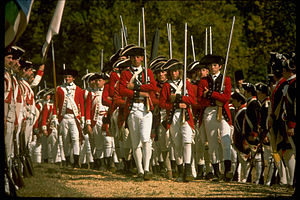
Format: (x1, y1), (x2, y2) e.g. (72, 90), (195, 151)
(51, 40), (58, 109)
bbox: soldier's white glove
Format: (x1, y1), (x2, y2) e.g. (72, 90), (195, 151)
(80, 118), (85, 129)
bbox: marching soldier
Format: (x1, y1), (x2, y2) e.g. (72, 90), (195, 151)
(268, 52), (289, 186)
(56, 68), (85, 168)
(241, 82), (262, 184)
(255, 82), (273, 186)
(281, 52), (296, 189)
(231, 90), (249, 182)
(4, 46), (25, 193)
(148, 56), (172, 178)
(79, 72), (95, 169)
(159, 58), (196, 182)
(40, 89), (62, 165)
(197, 54), (233, 182)
(110, 58), (133, 175)
(119, 45), (158, 181)
(187, 61), (213, 180)
(85, 73), (109, 171)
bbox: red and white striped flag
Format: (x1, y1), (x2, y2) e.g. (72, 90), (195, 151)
(42, 0), (66, 59)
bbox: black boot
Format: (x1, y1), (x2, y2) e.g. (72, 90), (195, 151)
(196, 164), (204, 180)
(108, 157), (116, 173)
(65, 156), (71, 167)
(73, 155), (80, 169)
(99, 158), (106, 171)
(158, 161), (165, 173)
(171, 160), (178, 178)
(175, 164), (184, 182)
(224, 160), (233, 182)
(212, 163), (221, 182)
(184, 163), (194, 182)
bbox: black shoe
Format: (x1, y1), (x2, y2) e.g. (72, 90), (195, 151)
(224, 171), (233, 182)
(81, 163), (88, 169)
(205, 172), (214, 180)
(136, 173), (144, 181)
(183, 164), (194, 182)
(144, 171), (153, 180)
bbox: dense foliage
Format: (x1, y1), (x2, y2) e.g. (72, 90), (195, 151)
(15, 0), (296, 88)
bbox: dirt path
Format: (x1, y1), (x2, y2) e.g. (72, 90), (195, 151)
(58, 167), (294, 198)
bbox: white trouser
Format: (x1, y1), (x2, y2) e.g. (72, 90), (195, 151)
(104, 135), (115, 157)
(79, 133), (94, 164)
(59, 114), (80, 156)
(127, 102), (153, 174)
(93, 115), (105, 159)
(203, 106), (231, 164)
(169, 110), (194, 165)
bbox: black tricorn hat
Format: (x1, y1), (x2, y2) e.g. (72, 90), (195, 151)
(82, 72), (95, 81)
(187, 61), (201, 72)
(242, 82), (256, 95)
(6, 46), (25, 59)
(63, 68), (78, 77)
(119, 44), (135, 56)
(113, 58), (132, 69)
(255, 82), (270, 95)
(152, 60), (167, 73)
(149, 56), (168, 69)
(199, 54), (225, 65)
(19, 59), (34, 70)
(162, 58), (183, 71)
(234, 70), (244, 82)
(88, 73), (102, 81)
(110, 48), (123, 64)
(121, 45), (145, 57)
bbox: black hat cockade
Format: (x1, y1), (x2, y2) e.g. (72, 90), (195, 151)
(199, 54), (225, 66)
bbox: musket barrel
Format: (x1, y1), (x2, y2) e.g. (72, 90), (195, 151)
(142, 7), (148, 82)
(210, 26), (212, 54)
(220, 16), (235, 92)
(120, 15), (127, 46)
(191, 35), (196, 62)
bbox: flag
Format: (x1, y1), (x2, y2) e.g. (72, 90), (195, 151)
(42, 0), (66, 59)
(5, 0), (34, 48)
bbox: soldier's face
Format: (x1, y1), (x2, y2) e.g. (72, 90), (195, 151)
(5, 55), (14, 68)
(170, 69), (180, 80)
(64, 75), (74, 84)
(157, 71), (167, 82)
(200, 68), (209, 78)
(95, 78), (105, 88)
(210, 63), (221, 75)
(130, 56), (144, 67)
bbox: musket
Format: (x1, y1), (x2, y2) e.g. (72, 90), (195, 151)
(120, 15), (127, 46)
(205, 28), (208, 55)
(142, 7), (150, 112)
(121, 28), (124, 48)
(216, 16), (235, 121)
(182, 22), (187, 124)
(52, 41), (58, 110)
(191, 35), (196, 61)
(100, 49), (104, 72)
(167, 23), (172, 59)
(138, 21), (141, 46)
(209, 26), (212, 54)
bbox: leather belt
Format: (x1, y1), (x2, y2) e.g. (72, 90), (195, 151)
(66, 108), (73, 114)
(133, 99), (144, 103)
